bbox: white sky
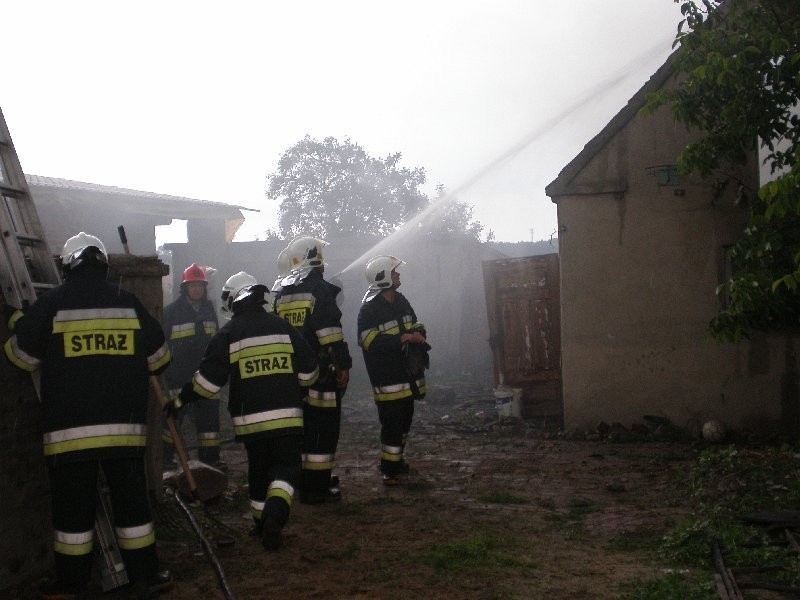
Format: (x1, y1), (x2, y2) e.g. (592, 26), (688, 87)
(1, 1), (684, 243)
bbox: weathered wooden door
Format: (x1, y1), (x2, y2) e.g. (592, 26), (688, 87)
(482, 254), (562, 420)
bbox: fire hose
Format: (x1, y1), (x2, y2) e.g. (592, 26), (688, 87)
(171, 488), (237, 600)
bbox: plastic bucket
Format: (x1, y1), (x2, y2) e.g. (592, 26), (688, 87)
(494, 388), (514, 418)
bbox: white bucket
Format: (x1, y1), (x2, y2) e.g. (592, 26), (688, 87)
(494, 388), (514, 418)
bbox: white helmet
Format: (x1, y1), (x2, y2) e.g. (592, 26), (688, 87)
(272, 245), (292, 291)
(60, 232), (108, 273)
(288, 235), (328, 270)
(363, 255), (404, 302)
(220, 271), (262, 316)
(276, 246), (292, 277)
(283, 235), (328, 285)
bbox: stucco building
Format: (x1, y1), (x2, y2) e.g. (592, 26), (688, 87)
(545, 55), (795, 433)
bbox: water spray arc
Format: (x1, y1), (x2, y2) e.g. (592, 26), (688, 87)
(336, 37), (676, 277)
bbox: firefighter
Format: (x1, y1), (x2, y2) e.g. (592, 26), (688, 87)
(161, 263), (222, 469)
(172, 271), (318, 550)
(3, 232), (172, 599)
(357, 255), (430, 486)
(273, 235), (352, 504)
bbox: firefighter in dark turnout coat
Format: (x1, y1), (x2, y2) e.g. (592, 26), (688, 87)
(175, 272), (318, 550)
(3, 232), (172, 598)
(357, 256), (430, 486)
(273, 236), (352, 503)
(161, 263), (221, 467)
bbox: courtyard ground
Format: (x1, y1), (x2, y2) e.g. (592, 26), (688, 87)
(149, 382), (697, 600)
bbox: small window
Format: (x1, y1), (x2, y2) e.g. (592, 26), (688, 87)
(645, 164), (680, 186)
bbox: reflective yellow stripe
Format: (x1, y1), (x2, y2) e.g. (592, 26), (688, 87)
(116, 523), (156, 550)
(43, 424), (147, 455)
(53, 318), (141, 333)
(250, 499), (265, 519)
(148, 344), (171, 372)
(307, 389), (337, 408)
(8, 309), (23, 332)
(44, 434), (146, 455)
(54, 530), (94, 556)
(234, 417), (302, 436)
(277, 299), (313, 311)
(170, 323), (195, 340)
(276, 295), (314, 327)
(4, 337), (39, 371)
(267, 480), (294, 505)
(198, 432), (220, 447)
(230, 335), (293, 358)
(361, 329), (379, 350)
(372, 379), (425, 402)
(230, 343), (294, 363)
(298, 367), (319, 387)
(302, 453), (335, 470)
(317, 326), (343, 341)
(193, 372), (221, 398)
(374, 387), (413, 402)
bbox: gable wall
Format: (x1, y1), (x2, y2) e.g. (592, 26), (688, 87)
(555, 102), (790, 432)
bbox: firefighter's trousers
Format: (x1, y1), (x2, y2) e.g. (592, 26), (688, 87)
(301, 388), (343, 495)
(245, 434), (302, 529)
(48, 456), (158, 590)
(162, 396), (221, 465)
(378, 397), (415, 476)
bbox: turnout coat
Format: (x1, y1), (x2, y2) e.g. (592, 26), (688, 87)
(162, 293), (218, 392)
(274, 270), (352, 407)
(188, 306), (319, 441)
(357, 291), (428, 402)
(3, 273), (171, 463)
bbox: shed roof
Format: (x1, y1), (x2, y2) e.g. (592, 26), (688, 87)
(545, 52), (677, 200)
(26, 174), (255, 220)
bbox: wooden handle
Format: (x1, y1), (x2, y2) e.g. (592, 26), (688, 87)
(150, 376), (199, 499)
(117, 225), (130, 254)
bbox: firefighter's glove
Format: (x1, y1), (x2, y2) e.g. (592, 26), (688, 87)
(163, 383), (193, 419)
(179, 381), (200, 407)
(163, 397), (181, 420)
(163, 390), (183, 420)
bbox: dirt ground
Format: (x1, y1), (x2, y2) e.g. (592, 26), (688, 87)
(13, 381), (700, 599)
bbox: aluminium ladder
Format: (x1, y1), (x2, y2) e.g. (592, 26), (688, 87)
(0, 106), (129, 591)
(0, 107), (60, 306)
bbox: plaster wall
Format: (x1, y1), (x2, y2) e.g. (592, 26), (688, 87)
(555, 104), (786, 431)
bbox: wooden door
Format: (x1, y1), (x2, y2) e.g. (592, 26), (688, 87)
(482, 254), (562, 419)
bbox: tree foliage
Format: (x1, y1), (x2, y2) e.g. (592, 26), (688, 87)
(266, 136), (487, 241)
(645, 0), (800, 342)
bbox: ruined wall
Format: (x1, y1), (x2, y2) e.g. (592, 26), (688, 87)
(107, 254), (170, 489)
(0, 298), (51, 589)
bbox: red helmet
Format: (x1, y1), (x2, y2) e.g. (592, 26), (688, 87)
(181, 263), (208, 284)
